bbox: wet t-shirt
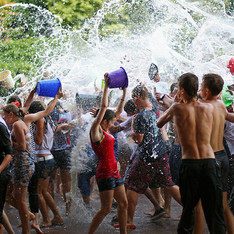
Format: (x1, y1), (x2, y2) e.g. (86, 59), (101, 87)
(90, 130), (120, 181)
(134, 109), (167, 162)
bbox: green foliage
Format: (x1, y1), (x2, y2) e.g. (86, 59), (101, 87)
(46, 0), (105, 28)
(0, 36), (68, 80)
(11, 0), (48, 8)
(0, 4), (57, 40)
(97, 0), (155, 37)
(0, 38), (37, 78)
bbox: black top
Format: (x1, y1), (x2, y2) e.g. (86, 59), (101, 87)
(0, 122), (13, 165)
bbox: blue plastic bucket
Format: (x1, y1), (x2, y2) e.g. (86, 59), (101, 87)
(108, 67), (128, 89)
(36, 78), (61, 97)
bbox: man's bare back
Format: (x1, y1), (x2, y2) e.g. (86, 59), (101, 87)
(158, 100), (215, 159)
(201, 99), (226, 152)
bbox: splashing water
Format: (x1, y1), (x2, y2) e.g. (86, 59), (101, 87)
(1, 0), (233, 97)
(1, 0), (234, 226)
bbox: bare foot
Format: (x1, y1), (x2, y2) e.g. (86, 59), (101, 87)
(164, 208), (171, 218)
(56, 184), (63, 196)
(66, 199), (72, 216)
(51, 217), (64, 225)
(31, 223), (44, 234)
(144, 208), (155, 216)
(29, 212), (36, 221)
(18, 213), (35, 227)
(40, 221), (52, 228)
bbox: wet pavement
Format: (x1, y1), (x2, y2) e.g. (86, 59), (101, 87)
(4, 188), (187, 234)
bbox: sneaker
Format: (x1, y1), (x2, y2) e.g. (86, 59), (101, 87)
(151, 207), (166, 221)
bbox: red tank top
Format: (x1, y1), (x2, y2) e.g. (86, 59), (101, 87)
(90, 129), (120, 181)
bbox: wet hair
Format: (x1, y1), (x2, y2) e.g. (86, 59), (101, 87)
(170, 82), (178, 93)
(28, 101), (55, 131)
(7, 95), (22, 107)
(124, 99), (136, 114)
(94, 108), (116, 122)
(132, 85), (149, 100)
(28, 101), (45, 114)
(202, 73), (224, 96)
(178, 73), (198, 98)
(3, 103), (24, 118)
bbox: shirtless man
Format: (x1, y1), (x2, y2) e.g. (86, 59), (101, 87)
(198, 73), (234, 234)
(157, 73), (226, 234)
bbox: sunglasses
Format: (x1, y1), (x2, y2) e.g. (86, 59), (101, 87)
(148, 63), (159, 80)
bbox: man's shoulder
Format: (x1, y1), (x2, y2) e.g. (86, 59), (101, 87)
(199, 99), (225, 113)
(201, 98), (225, 108)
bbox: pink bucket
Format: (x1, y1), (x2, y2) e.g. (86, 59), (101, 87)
(108, 67), (128, 89)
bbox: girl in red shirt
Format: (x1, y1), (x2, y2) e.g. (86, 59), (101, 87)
(89, 73), (128, 234)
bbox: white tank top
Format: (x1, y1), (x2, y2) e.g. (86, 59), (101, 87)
(34, 118), (54, 155)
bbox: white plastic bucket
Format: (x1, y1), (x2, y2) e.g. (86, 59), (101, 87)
(0, 70), (15, 89)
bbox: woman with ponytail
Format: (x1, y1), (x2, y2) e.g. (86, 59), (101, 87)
(5, 88), (63, 233)
(28, 100), (64, 228)
(2, 104), (34, 234)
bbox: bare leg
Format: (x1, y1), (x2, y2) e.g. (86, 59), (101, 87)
(31, 213), (44, 234)
(193, 200), (205, 234)
(5, 181), (17, 209)
(14, 185), (30, 234)
(90, 176), (95, 199)
(144, 188), (162, 216)
(55, 169), (62, 196)
(37, 178), (52, 227)
(114, 185), (128, 234)
(60, 169), (72, 216)
(88, 190), (114, 234)
(223, 192), (234, 234)
(0, 224), (3, 234)
(165, 185), (182, 205)
(163, 188), (172, 218)
(127, 189), (138, 226)
(82, 195), (91, 205)
(39, 177), (64, 225)
(2, 210), (14, 234)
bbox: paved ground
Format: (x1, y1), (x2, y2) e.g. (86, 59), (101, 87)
(4, 188), (187, 234)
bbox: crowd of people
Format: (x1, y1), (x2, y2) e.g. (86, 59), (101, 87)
(0, 59), (234, 234)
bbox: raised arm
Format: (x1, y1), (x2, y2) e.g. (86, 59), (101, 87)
(157, 103), (176, 128)
(21, 87), (37, 114)
(115, 88), (127, 119)
(24, 89), (63, 125)
(90, 73), (109, 138)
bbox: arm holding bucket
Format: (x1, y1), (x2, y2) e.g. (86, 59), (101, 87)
(115, 88), (126, 119)
(24, 89), (63, 124)
(90, 73), (109, 142)
(21, 87), (37, 114)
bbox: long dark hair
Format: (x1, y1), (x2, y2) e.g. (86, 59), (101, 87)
(28, 101), (56, 131)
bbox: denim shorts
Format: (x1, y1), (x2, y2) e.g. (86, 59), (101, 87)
(52, 149), (72, 169)
(37, 158), (55, 179)
(97, 177), (124, 192)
